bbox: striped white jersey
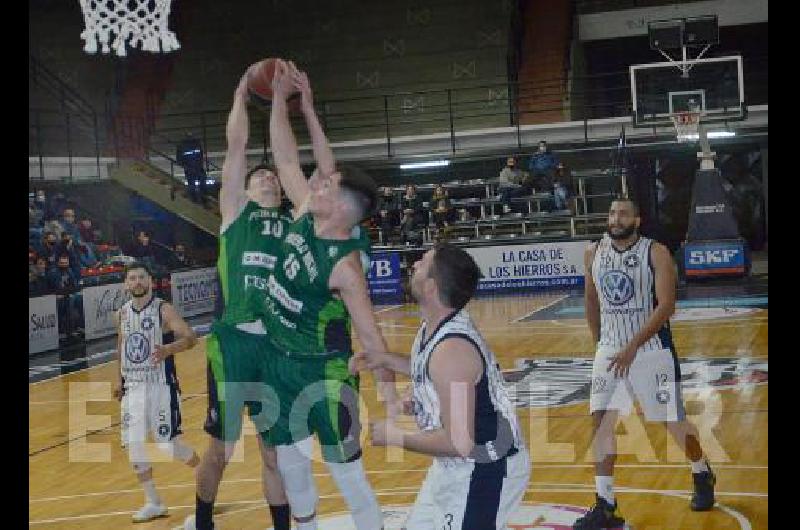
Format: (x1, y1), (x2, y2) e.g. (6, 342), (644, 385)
(591, 234), (672, 351)
(119, 296), (177, 386)
(410, 309), (523, 466)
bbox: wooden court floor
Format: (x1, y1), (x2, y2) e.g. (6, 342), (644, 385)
(30, 293), (768, 529)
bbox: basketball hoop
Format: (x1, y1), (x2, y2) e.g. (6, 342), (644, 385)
(671, 111), (702, 141)
(78, 0), (180, 57)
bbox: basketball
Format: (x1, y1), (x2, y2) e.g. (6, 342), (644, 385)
(246, 58), (279, 101)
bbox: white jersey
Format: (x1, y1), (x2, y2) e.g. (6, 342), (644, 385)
(119, 296), (177, 386)
(410, 309), (523, 467)
(591, 234), (672, 351)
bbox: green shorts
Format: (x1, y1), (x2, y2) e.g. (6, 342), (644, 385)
(204, 321), (280, 444)
(266, 352), (362, 463)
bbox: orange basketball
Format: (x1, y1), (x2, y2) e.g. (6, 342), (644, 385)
(246, 58), (279, 101)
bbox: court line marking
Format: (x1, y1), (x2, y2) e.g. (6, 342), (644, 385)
(375, 304), (404, 314)
(29, 464), (768, 503)
(513, 294), (571, 323)
(28, 483), (764, 525)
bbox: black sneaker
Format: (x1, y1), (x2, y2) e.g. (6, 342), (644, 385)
(573, 495), (626, 529)
(691, 465), (716, 511)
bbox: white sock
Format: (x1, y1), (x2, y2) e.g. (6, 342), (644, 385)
(691, 458), (709, 473)
(141, 479), (161, 505)
(296, 522), (317, 530)
(595, 476), (615, 504)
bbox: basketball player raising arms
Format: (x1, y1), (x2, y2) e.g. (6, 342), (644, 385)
(573, 197), (716, 529)
(113, 261), (199, 523)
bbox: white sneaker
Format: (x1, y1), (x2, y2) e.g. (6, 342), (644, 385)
(502, 205), (511, 214)
(132, 502), (167, 522)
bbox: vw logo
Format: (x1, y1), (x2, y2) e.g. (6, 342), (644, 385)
(125, 332), (151, 364)
(600, 270), (635, 305)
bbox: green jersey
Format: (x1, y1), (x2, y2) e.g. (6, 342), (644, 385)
(217, 201), (293, 325)
(254, 213), (371, 357)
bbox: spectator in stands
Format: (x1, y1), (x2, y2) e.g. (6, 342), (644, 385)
(56, 231), (82, 278)
(46, 192), (67, 221)
(77, 241), (100, 269)
(400, 184), (424, 245)
(29, 194), (44, 229)
(552, 162), (572, 212)
(528, 140), (559, 192)
(47, 254), (83, 338)
(170, 243), (194, 269)
(34, 189), (47, 216)
(39, 231), (60, 268)
(374, 187), (399, 243)
(78, 218), (96, 244)
(177, 133), (208, 206)
(29, 256), (50, 296)
(498, 156), (533, 214)
(431, 184), (454, 239)
(60, 208), (82, 242)
(47, 254), (80, 293)
(129, 229), (159, 266)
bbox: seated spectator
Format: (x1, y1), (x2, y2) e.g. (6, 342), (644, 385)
(375, 187), (400, 243)
(399, 184), (424, 245)
(60, 208), (82, 242)
(46, 192), (67, 222)
(170, 243), (194, 269)
(128, 229), (158, 264)
(29, 194), (44, 229)
(78, 218), (96, 244)
(38, 231), (60, 269)
(47, 254), (80, 294)
(498, 157), (533, 214)
(33, 189), (47, 217)
(77, 241), (100, 269)
(56, 231), (82, 278)
(528, 140), (559, 192)
(552, 162), (572, 212)
(43, 219), (65, 240)
(431, 184), (455, 238)
(29, 256), (50, 296)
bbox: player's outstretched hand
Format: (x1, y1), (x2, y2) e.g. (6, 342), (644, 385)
(271, 59), (298, 102)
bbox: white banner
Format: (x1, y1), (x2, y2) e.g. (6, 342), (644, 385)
(29, 295), (59, 354)
(170, 267), (219, 318)
(466, 241), (590, 292)
(83, 283), (131, 340)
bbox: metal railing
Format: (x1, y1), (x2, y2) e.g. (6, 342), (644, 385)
(30, 56), (768, 181)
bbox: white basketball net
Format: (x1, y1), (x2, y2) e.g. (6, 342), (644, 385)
(78, 0), (180, 57)
(671, 111), (702, 141)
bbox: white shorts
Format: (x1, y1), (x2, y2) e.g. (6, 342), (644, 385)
(121, 381), (183, 447)
(589, 345), (686, 422)
(404, 448), (530, 530)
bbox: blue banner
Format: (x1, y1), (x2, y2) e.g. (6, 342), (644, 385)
(367, 251), (403, 303)
(683, 240), (748, 277)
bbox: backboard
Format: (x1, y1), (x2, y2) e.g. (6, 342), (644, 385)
(630, 55), (744, 128)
